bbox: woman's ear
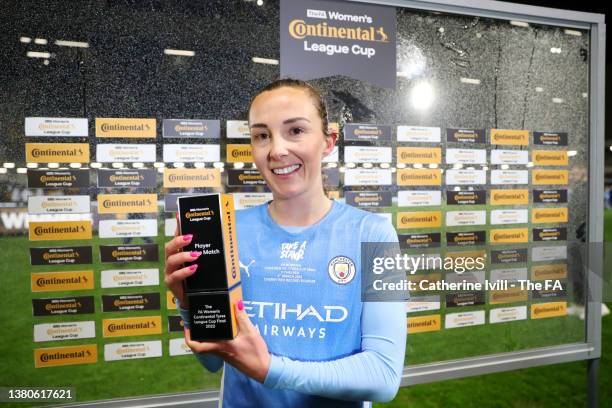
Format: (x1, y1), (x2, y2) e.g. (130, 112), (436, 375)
(322, 127), (338, 157)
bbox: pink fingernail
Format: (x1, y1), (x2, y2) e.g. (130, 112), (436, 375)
(190, 251), (201, 258)
(189, 264), (198, 271)
(183, 234), (193, 241)
(237, 300), (244, 311)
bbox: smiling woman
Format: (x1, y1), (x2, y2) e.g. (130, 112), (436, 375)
(164, 78), (406, 407)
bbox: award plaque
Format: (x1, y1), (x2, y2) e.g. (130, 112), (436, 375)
(177, 194), (242, 341)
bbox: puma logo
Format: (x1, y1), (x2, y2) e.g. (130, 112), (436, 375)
(239, 259), (255, 278)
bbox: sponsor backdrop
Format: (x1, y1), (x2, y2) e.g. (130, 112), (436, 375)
(0, 0), (591, 405)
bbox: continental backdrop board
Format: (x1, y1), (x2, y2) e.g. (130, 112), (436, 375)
(3, 1), (595, 403)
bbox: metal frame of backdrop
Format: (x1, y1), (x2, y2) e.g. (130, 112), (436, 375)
(52, 0), (605, 407)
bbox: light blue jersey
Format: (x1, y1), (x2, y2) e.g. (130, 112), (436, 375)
(179, 200), (406, 407)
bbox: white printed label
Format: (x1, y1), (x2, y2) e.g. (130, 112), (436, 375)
(406, 295), (441, 313)
(99, 219), (158, 238)
(532, 245), (567, 262)
(28, 195), (90, 214)
(163, 144), (220, 162)
(233, 193), (273, 210)
(445, 310), (485, 328)
(34, 321), (95, 342)
(445, 170), (487, 185)
(104, 340), (162, 361)
(344, 169), (392, 186)
(491, 170), (529, 185)
(445, 211), (486, 226)
(491, 150), (529, 165)
(397, 190), (441, 207)
(490, 267), (528, 283)
(490, 306), (527, 323)
(97, 144), (156, 162)
(344, 146), (392, 163)
(26, 117), (88, 137)
(490, 209), (528, 225)
(226, 120), (251, 139)
(397, 126), (441, 143)
(101, 268), (160, 288)
(446, 149), (487, 164)
(169, 338), (193, 356)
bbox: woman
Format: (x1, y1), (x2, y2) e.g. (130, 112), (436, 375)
(164, 78), (406, 407)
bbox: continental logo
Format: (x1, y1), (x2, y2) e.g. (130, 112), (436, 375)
(531, 264), (567, 281)
(354, 194), (383, 203)
(31, 271), (94, 292)
(490, 129), (529, 145)
(532, 170), (568, 185)
(163, 169), (221, 188)
(39, 174), (76, 183)
(490, 189), (528, 205)
(354, 128), (383, 136)
(26, 143), (89, 163)
(34, 344), (97, 368)
(221, 194), (241, 285)
(29, 221), (92, 241)
(531, 301), (567, 319)
(397, 211), (442, 229)
(112, 249), (145, 258)
(109, 174), (143, 183)
(98, 194), (157, 214)
(407, 315), (441, 334)
(533, 150), (568, 166)
(44, 300), (83, 312)
(113, 297), (149, 308)
(95, 118), (156, 138)
(110, 223), (145, 233)
(226, 144), (253, 163)
(102, 316), (162, 337)
(175, 124), (206, 132)
(288, 20), (389, 42)
(37, 123), (74, 131)
(489, 288), (528, 304)
(490, 228), (528, 243)
(447, 231), (484, 245)
(43, 250), (79, 261)
(532, 208), (568, 223)
(40, 198), (78, 209)
(185, 210), (215, 219)
(397, 169), (441, 186)
(236, 171), (264, 182)
(396, 147), (441, 164)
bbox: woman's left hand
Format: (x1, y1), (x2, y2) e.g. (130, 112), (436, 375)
(184, 300), (271, 383)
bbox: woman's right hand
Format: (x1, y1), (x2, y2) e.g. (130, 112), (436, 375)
(164, 228), (202, 307)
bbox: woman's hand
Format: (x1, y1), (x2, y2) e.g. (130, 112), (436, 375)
(163, 218), (201, 306)
(184, 301), (271, 383)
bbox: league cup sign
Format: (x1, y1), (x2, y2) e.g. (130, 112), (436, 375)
(281, 0), (396, 89)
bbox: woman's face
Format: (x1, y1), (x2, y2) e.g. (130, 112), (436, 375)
(248, 86), (335, 200)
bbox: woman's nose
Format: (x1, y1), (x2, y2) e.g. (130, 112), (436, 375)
(268, 135), (289, 159)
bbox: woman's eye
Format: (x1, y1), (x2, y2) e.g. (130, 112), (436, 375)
(290, 127), (304, 136)
(253, 133), (269, 140)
